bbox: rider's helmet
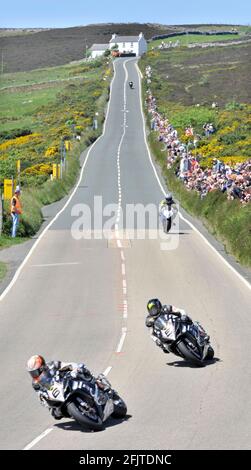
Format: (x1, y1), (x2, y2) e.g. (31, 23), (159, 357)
(147, 299), (162, 317)
(26, 355), (46, 379)
(165, 193), (173, 204)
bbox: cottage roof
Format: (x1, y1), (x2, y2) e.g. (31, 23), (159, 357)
(89, 43), (109, 51)
(109, 35), (140, 43)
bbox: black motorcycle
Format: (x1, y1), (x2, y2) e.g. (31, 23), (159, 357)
(152, 316), (214, 366)
(129, 81), (133, 89)
(38, 372), (127, 431)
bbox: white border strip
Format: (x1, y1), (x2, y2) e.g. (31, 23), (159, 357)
(23, 427), (53, 450)
(0, 61), (118, 304)
(103, 366), (112, 376)
(116, 327), (127, 353)
(135, 61), (251, 292)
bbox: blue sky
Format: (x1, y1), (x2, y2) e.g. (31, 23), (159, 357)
(1, 0), (251, 28)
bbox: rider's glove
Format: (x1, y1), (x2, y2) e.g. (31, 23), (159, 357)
(96, 374), (111, 391)
(70, 368), (78, 379)
(181, 314), (193, 324)
(32, 382), (40, 391)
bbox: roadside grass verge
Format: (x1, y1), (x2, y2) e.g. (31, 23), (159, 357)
(0, 261), (7, 281)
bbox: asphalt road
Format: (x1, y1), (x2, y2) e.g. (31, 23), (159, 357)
(0, 58), (250, 450)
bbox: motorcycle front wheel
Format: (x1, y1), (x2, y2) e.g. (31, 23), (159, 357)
(67, 393), (103, 431)
(111, 393), (127, 419)
(205, 345), (214, 360)
(176, 336), (204, 366)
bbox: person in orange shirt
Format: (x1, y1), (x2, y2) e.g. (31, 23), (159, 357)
(10, 186), (22, 238)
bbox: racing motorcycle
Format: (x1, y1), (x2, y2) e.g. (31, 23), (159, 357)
(38, 371), (127, 431)
(152, 316), (214, 366)
(159, 204), (178, 233)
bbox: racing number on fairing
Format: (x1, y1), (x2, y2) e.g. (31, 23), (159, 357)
(50, 386), (61, 399)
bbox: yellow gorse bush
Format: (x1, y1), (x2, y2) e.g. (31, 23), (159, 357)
(0, 133), (41, 152)
(22, 163), (52, 176)
(45, 146), (59, 157)
(200, 156), (248, 167)
(199, 143), (225, 157)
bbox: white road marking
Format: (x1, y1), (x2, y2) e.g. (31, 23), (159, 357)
(103, 366), (112, 376)
(121, 251), (125, 261)
(31, 262), (81, 268)
(116, 327), (127, 353)
(0, 60), (119, 304)
(121, 263), (126, 275)
(135, 61), (251, 292)
(23, 427), (53, 450)
(117, 240), (122, 248)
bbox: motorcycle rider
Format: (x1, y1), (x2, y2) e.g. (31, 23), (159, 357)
(26, 355), (110, 420)
(129, 81), (133, 89)
(146, 299), (214, 360)
(146, 299), (193, 353)
(159, 193), (177, 233)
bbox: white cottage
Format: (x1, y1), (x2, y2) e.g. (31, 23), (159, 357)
(89, 44), (109, 59)
(109, 33), (147, 57)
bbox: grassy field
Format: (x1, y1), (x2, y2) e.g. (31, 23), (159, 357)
(141, 42), (251, 161)
(142, 42), (251, 107)
(0, 61), (89, 89)
(149, 33), (244, 48)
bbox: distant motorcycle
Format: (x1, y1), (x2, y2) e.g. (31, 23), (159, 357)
(152, 316), (214, 366)
(129, 81), (133, 89)
(39, 371), (127, 431)
(159, 204), (177, 233)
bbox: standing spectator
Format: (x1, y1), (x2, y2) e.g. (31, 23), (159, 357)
(10, 186), (22, 238)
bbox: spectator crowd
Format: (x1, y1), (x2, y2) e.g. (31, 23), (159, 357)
(145, 66), (251, 204)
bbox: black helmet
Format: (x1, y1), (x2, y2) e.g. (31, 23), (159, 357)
(165, 193), (173, 204)
(147, 299), (162, 317)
